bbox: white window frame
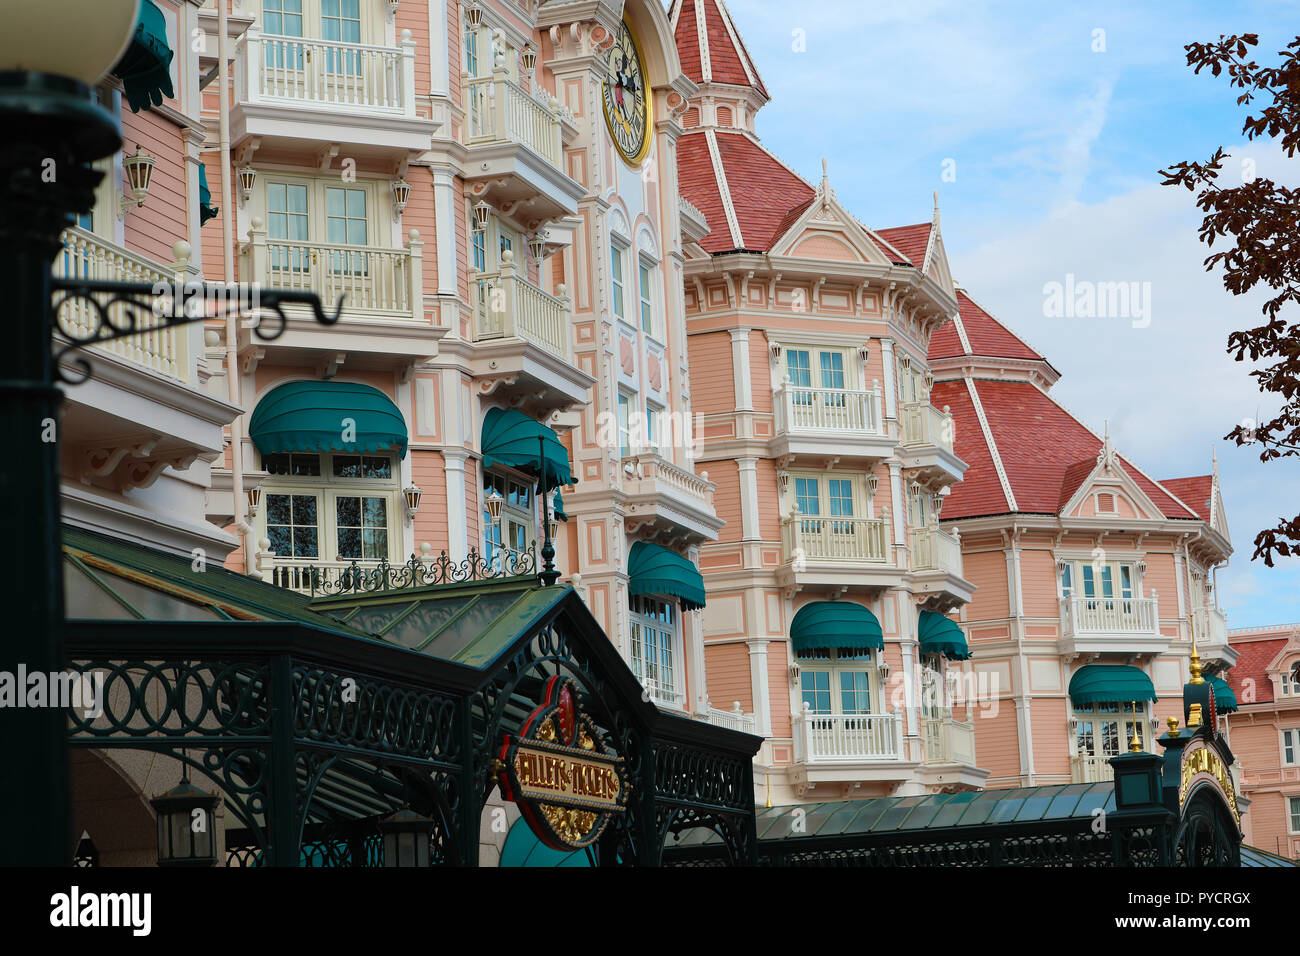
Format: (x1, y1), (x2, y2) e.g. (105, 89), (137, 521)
(789, 471), (869, 520)
(1290, 795), (1300, 834)
(1059, 559), (1138, 603)
(616, 389), (633, 458)
(629, 594), (684, 709)
(260, 173), (383, 248)
(637, 254), (659, 340)
(260, 451), (401, 565)
(262, 0), (374, 44)
(1283, 728), (1300, 767)
(610, 239), (629, 321)
(1280, 662), (1300, 698)
(482, 465), (537, 567)
(796, 648), (880, 716)
(1073, 701), (1149, 758)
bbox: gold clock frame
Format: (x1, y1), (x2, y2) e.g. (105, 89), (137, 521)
(602, 17), (654, 168)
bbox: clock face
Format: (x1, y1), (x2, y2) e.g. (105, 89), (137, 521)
(602, 20), (651, 166)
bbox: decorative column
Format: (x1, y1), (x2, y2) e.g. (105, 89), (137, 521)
(747, 638), (772, 737)
(443, 448), (469, 561)
(737, 457), (759, 542)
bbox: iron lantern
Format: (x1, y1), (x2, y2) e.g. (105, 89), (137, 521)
(150, 779), (220, 867)
(521, 43), (538, 77)
(380, 808), (434, 867)
(466, 1), (484, 29)
(528, 232), (547, 264)
(246, 485), (262, 518)
(120, 144), (156, 216)
(473, 199), (491, 231)
(237, 166), (257, 205)
(485, 487), (504, 521)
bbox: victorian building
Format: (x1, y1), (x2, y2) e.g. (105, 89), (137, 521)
(1225, 622), (1300, 859)
(671, 0), (984, 805)
(927, 288), (1236, 789)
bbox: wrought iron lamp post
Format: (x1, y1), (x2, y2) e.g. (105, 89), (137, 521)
(538, 435), (559, 586)
(0, 0), (140, 867)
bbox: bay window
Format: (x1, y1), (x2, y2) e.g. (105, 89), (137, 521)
(629, 595), (682, 707)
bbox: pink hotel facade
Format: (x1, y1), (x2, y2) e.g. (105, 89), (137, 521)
(56, 0), (1272, 852)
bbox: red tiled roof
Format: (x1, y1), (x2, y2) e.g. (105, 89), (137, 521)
(1227, 638), (1287, 705)
(1160, 476), (1213, 521)
(875, 223), (929, 267)
(678, 130), (813, 253)
(930, 290), (1044, 363)
(930, 380), (1010, 516)
(669, 0), (768, 98)
(934, 378), (1201, 520)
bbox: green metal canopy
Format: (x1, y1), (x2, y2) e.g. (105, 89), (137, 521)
(790, 601), (883, 655)
(481, 407), (573, 491)
(198, 162), (218, 226)
(250, 381), (408, 459)
(1209, 675), (1238, 713)
(918, 610), (970, 661)
(1068, 665), (1158, 707)
(112, 0), (175, 113)
(627, 541), (706, 611)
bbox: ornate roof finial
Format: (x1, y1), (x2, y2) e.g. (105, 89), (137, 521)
(1096, 420), (1117, 471)
(933, 189), (940, 227)
(817, 157), (834, 208)
(1189, 614), (1205, 684)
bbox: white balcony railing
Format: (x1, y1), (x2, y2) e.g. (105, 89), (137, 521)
(910, 525), (962, 574)
(793, 708), (904, 763)
(922, 716), (976, 765)
(1193, 606), (1229, 648)
(901, 401), (954, 453)
(783, 514), (890, 564)
(1072, 753), (1116, 784)
(705, 702), (757, 735)
(1063, 595), (1160, 636)
(238, 29), (418, 117)
(474, 253), (570, 361)
(465, 70), (562, 168)
(621, 453), (715, 510)
(242, 227), (424, 321)
(774, 385), (884, 436)
(54, 226), (186, 380)
(266, 557), (383, 594)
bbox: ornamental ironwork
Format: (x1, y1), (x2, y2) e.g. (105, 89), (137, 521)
(299, 545), (539, 596)
(51, 275), (342, 385)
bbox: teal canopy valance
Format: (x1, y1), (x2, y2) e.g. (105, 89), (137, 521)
(1068, 665), (1157, 707)
(249, 381), (408, 459)
(481, 407), (573, 492)
(198, 162), (218, 226)
(112, 0), (175, 113)
(790, 601), (884, 656)
(627, 541), (705, 611)
(918, 610), (970, 661)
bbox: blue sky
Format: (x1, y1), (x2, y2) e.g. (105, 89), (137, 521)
(716, 0), (1300, 626)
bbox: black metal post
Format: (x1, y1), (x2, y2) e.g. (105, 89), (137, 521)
(0, 72), (121, 865)
(538, 435), (558, 586)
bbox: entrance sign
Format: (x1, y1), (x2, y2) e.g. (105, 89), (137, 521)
(498, 677), (630, 850)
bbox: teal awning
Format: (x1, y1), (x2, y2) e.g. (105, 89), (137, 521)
(1068, 665), (1157, 707)
(918, 610), (970, 661)
(112, 0), (175, 113)
(627, 541), (705, 611)
(1209, 675), (1238, 713)
(790, 601), (883, 655)
(198, 162), (218, 226)
(500, 817), (590, 867)
(481, 407), (573, 491)
(250, 381), (408, 459)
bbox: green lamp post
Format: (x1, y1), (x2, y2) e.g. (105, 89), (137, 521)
(0, 0), (141, 866)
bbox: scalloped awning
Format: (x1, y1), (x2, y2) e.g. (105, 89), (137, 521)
(112, 0), (175, 113)
(250, 381), (407, 459)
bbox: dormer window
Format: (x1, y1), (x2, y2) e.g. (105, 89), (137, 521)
(1096, 492), (1116, 514)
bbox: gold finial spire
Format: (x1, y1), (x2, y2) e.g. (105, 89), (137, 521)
(1189, 614), (1204, 684)
(1128, 701), (1143, 752)
(765, 770), (771, 809)
(1187, 703), (1202, 728)
(1166, 716), (1180, 738)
